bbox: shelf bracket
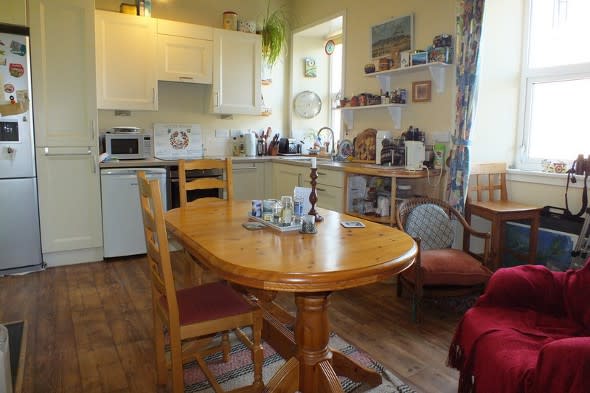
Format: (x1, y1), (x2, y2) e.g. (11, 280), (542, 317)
(342, 109), (354, 129)
(387, 106), (402, 129)
(429, 65), (448, 93)
(374, 74), (392, 93)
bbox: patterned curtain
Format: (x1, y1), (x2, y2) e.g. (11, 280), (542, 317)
(445, 0), (486, 212)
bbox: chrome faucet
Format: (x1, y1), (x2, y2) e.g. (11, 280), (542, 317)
(316, 126), (336, 159)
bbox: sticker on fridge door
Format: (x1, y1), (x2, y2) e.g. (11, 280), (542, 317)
(3, 84), (14, 93)
(9, 63), (24, 77)
(9, 40), (26, 56)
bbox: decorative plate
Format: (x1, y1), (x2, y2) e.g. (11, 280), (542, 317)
(293, 91), (322, 119)
(337, 139), (353, 160)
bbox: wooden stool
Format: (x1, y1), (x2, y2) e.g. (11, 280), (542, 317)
(464, 163), (542, 270)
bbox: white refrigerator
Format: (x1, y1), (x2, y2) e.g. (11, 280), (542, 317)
(0, 24), (44, 274)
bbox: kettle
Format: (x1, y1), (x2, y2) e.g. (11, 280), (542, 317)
(243, 131), (257, 157)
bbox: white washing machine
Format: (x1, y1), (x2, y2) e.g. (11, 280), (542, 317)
(100, 168), (167, 258)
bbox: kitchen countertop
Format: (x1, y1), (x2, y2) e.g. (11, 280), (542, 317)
(99, 156), (439, 178)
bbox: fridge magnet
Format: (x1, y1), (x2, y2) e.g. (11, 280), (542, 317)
(304, 57), (317, 78)
(412, 80), (432, 102)
(9, 63), (24, 77)
(371, 14), (413, 59)
(10, 40), (26, 56)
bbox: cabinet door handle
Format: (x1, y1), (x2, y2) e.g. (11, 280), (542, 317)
(44, 147), (92, 157)
(179, 76), (194, 81)
(152, 88), (156, 104)
(214, 92), (219, 107)
(318, 171), (327, 176)
(297, 173), (302, 186)
(317, 187), (326, 192)
(91, 153), (97, 174)
(90, 119), (96, 141)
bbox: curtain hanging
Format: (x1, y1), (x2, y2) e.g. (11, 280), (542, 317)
(445, 0), (486, 212)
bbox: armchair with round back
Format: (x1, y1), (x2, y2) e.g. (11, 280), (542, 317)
(396, 197), (493, 322)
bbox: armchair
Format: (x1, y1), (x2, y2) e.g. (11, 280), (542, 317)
(396, 197), (493, 322)
(448, 260), (590, 393)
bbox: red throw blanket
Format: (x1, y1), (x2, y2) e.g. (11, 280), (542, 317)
(448, 261), (590, 393)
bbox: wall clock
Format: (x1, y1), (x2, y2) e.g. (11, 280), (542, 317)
(293, 90), (322, 119)
(325, 39), (335, 55)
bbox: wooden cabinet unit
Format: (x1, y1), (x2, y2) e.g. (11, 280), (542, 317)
(95, 10), (158, 110)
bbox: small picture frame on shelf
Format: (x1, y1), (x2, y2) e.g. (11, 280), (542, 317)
(400, 50), (411, 68)
(410, 51), (428, 66)
(412, 80), (431, 102)
(428, 46), (452, 64)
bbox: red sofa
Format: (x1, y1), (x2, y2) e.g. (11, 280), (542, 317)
(448, 260), (590, 393)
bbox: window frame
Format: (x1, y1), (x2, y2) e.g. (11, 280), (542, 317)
(516, 0), (590, 171)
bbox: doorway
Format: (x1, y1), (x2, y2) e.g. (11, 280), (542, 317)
(290, 13), (345, 152)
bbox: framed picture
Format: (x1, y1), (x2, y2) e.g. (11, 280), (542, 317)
(304, 57), (317, 78)
(370, 14), (414, 60)
(412, 80), (431, 102)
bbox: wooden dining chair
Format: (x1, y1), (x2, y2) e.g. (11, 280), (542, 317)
(178, 158), (234, 206)
(464, 163), (542, 271)
(178, 158), (234, 285)
(396, 197), (493, 322)
(137, 171), (263, 393)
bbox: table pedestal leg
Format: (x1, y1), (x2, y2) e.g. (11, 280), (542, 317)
(266, 292), (381, 393)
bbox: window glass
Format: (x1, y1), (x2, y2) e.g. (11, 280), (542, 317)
(529, 0), (590, 68)
(519, 0), (590, 169)
(329, 41), (343, 140)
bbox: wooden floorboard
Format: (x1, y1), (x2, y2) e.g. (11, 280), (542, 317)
(0, 254), (462, 393)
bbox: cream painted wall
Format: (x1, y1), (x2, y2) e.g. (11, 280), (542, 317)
(290, 0), (455, 141)
(0, 0), (27, 25)
(94, 0), (289, 156)
(291, 35), (329, 144)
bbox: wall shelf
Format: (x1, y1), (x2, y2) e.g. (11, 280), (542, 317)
(339, 103), (406, 129)
(366, 62), (452, 93)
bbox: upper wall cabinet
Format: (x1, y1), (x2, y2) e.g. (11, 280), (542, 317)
(95, 10), (158, 111)
(0, 0), (27, 25)
(212, 29), (261, 115)
(30, 0), (98, 147)
(157, 19), (213, 84)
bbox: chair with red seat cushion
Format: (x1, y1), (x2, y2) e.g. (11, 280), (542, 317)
(396, 197), (493, 322)
(137, 171), (263, 393)
(448, 260), (590, 393)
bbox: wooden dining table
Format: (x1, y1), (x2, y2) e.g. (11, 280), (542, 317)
(165, 199), (417, 393)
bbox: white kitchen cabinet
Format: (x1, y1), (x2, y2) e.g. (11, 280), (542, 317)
(212, 29), (262, 115)
(36, 147), (103, 255)
(0, 0), (27, 25)
(95, 10), (157, 110)
(272, 162), (344, 212)
(157, 19), (213, 84)
(272, 163), (307, 199)
(30, 0), (103, 264)
(232, 161), (268, 200)
(29, 0), (98, 147)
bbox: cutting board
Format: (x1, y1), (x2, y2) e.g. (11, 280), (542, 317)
(353, 128), (377, 161)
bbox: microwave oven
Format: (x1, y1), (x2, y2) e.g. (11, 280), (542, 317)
(101, 132), (152, 160)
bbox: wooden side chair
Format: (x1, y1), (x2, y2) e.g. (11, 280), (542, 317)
(396, 197), (493, 322)
(178, 158), (234, 206)
(137, 171), (263, 393)
(178, 158), (233, 285)
(464, 163), (542, 271)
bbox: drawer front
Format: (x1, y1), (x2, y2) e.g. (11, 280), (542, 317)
(315, 168), (344, 188)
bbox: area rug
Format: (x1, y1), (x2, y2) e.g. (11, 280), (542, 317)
(180, 331), (416, 393)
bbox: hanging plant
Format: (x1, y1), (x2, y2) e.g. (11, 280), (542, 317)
(260, 0), (289, 69)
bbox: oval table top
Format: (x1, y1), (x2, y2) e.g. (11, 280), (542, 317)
(165, 200), (417, 292)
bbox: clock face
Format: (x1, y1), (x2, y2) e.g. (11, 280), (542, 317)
(325, 40), (335, 55)
(293, 91), (322, 119)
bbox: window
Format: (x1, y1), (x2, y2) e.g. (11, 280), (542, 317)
(329, 38), (343, 141)
(518, 0), (590, 170)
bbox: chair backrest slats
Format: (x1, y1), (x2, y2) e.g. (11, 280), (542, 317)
(179, 159), (234, 206)
(137, 171), (180, 322)
(468, 162), (508, 202)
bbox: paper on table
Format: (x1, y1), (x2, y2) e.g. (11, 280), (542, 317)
(294, 186), (312, 214)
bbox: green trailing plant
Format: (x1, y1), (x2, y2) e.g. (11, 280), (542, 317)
(261, 0), (289, 68)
